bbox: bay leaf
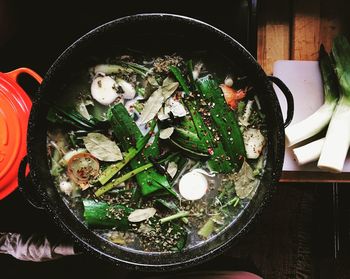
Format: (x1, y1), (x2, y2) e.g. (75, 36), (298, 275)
(83, 133), (123, 162)
(159, 127), (174, 139)
(167, 161), (178, 178)
(128, 208), (156, 222)
(162, 81), (179, 100)
(139, 80), (179, 124)
(234, 161), (259, 199)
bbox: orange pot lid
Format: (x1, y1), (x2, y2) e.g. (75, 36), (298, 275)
(0, 68), (42, 200)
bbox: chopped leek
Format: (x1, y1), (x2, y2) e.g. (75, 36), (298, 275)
(318, 36), (350, 172)
(293, 138), (325, 165)
(285, 45), (339, 147)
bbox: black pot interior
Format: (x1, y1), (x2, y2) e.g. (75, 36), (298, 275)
(27, 14), (284, 271)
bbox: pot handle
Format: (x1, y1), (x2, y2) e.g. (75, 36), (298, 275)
(5, 67), (43, 85)
(8, 68), (43, 206)
(18, 156), (44, 210)
(268, 76), (294, 128)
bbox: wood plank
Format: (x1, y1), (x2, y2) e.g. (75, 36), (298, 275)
(280, 171), (350, 183)
(292, 0), (321, 60)
(319, 0), (342, 52)
(257, 0), (291, 74)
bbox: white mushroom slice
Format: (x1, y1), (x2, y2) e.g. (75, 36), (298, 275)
(179, 170), (208, 200)
(117, 78), (136, 99)
(91, 76), (119, 105)
(243, 128), (266, 159)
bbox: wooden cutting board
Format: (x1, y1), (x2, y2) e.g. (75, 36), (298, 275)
(273, 60), (350, 182)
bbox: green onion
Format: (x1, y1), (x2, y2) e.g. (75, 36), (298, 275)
(98, 122), (156, 185)
(95, 163), (153, 197)
(159, 211), (189, 224)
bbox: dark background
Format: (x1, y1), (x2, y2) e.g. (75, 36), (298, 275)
(1, 1), (350, 278)
(0, 0), (256, 74)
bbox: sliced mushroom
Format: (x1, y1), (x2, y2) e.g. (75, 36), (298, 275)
(91, 76), (119, 105)
(116, 78), (136, 99)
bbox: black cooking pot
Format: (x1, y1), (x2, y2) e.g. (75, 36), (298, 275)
(18, 14), (293, 271)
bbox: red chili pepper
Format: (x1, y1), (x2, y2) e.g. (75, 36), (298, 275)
(219, 84), (247, 109)
(208, 147), (214, 155)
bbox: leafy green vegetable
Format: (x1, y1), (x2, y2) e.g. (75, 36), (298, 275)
(155, 199), (179, 212)
(83, 199), (133, 229)
(187, 60), (200, 92)
(108, 103), (177, 197)
(169, 66), (235, 173)
(197, 75), (246, 171)
(97, 122), (156, 185)
(171, 127), (209, 155)
(121, 61), (150, 78)
(47, 104), (106, 130)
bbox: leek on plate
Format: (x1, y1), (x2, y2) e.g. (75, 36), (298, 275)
(318, 36), (350, 172)
(285, 45), (339, 147)
(293, 138), (325, 165)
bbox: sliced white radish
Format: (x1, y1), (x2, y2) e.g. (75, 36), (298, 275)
(91, 76), (119, 105)
(179, 170), (208, 200)
(117, 78), (136, 99)
(243, 128), (266, 159)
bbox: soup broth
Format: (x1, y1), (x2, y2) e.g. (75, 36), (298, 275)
(47, 53), (266, 252)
